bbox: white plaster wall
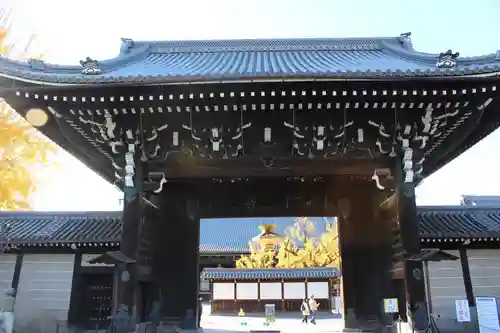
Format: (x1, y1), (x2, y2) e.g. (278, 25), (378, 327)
(428, 249), (500, 330)
(14, 254), (74, 333)
(0, 254), (16, 294)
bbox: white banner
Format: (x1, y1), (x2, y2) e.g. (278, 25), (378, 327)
(283, 282), (305, 299)
(260, 282), (282, 300)
(213, 282), (234, 300)
(236, 283), (258, 300)
(307, 282), (329, 299)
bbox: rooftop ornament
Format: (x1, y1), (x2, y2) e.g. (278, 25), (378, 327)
(399, 32), (412, 49)
(120, 38), (134, 55)
(252, 224), (283, 251)
(80, 57), (102, 75)
(436, 50), (460, 69)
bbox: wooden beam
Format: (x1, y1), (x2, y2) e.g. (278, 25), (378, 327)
(380, 192), (397, 211)
(145, 158), (391, 178)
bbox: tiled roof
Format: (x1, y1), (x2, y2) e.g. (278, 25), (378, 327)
(418, 206), (500, 240)
(461, 195), (500, 207)
(200, 217), (330, 253)
(0, 35), (499, 85)
(0, 211), (121, 245)
(2, 206), (500, 249)
(201, 267), (339, 280)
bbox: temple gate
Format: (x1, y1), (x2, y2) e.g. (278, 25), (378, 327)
(1, 34), (499, 332)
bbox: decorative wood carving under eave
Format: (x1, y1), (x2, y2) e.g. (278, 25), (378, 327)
(6, 81), (498, 184)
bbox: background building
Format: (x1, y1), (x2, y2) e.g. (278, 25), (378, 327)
(0, 205), (499, 331)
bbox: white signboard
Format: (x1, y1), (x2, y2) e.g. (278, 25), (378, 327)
(476, 296), (500, 333)
(307, 282), (329, 299)
(283, 282), (305, 299)
(455, 299), (471, 322)
(260, 282), (282, 300)
(383, 298), (399, 313)
(213, 282), (235, 300)
(236, 283), (258, 300)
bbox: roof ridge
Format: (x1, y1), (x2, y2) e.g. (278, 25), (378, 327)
(119, 36), (407, 55)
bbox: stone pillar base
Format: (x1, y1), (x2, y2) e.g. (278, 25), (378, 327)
(177, 328), (203, 333)
(156, 320), (179, 333)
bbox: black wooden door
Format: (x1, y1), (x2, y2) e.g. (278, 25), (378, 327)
(82, 273), (114, 330)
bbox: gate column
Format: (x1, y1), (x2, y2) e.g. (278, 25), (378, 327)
(152, 184), (200, 327)
(395, 160), (428, 332)
(338, 182), (393, 330)
(115, 147), (143, 324)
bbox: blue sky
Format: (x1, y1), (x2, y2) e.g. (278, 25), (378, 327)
(7, 0), (500, 210)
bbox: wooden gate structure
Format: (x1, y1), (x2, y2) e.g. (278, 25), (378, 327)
(1, 34), (499, 331)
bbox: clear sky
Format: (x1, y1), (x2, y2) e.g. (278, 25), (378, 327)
(6, 0), (500, 211)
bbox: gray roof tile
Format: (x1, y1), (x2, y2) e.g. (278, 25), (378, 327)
(1, 206), (500, 249)
(201, 267), (339, 280)
(418, 206), (500, 238)
(0, 36), (499, 84)
(0, 211), (121, 244)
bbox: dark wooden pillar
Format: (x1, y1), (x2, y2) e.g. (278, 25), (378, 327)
(115, 145), (143, 323)
(459, 247), (475, 307)
(395, 161), (428, 332)
(117, 191), (141, 316)
(337, 182), (393, 329)
(152, 183), (200, 326)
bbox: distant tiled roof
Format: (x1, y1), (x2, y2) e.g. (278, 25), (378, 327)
(461, 195), (500, 207)
(0, 35), (499, 85)
(201, 267), (339, 280)
(0, 211), (121, 247)
(418, 206), (500, 242)
(2, 206), (500, 249)
(200, 217), (330, 253)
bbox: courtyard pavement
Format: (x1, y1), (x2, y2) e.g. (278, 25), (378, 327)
(201, 304), (345, 333)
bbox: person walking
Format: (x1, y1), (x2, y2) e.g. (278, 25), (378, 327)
(308, 295), (319, 325)
(300, 298), (310, 323)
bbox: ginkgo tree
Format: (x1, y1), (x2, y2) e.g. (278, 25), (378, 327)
(236, 217), (340, 269)
(0, 9), (54, 210)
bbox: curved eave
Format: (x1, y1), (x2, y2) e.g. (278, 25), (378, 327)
(421, 237), (500, 249)
(0, 92), (116, 183)
(1, 70), (500, 87)
(2, 76), (499, 184)
(423, 96), (500, 178)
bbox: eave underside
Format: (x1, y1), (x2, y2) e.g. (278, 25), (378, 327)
(1, 78), (499, 184)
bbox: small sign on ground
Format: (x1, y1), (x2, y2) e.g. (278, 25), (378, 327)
(383, 298), (399, 313)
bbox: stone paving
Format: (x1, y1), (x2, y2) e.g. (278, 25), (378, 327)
(201, 305), (345, 333)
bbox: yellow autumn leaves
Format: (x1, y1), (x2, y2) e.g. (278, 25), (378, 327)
(0, 105), (55, 210)
(236, 217), (340, 269)
(0, 9), (54, 210)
